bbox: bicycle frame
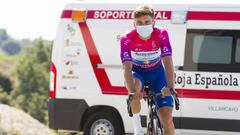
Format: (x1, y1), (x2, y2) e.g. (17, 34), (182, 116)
(126, 83), (180, 135)
(144, 84), (164, 135)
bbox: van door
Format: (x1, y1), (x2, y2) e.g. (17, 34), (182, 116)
(180, 28), (240, 134)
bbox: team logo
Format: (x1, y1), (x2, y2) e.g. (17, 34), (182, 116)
(123, 52), (129, 57)
(152, 41), (156, 48)
(163, 46), (169, 52)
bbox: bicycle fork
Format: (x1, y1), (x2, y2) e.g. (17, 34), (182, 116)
(146, 98), (164, 135)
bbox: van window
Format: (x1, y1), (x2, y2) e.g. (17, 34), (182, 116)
(236, 39), (240, 63)
(193, 35), (232, 64)
(184, 29), (240, 72)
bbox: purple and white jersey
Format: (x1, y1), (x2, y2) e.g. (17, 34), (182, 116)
(120, 27), (172, 71)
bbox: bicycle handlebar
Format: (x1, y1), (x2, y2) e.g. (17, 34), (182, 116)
(170, 90), (180, 110)
(128, 89), (180, 111)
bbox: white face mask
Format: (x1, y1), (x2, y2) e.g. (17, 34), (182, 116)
(136, 25), (153, 38)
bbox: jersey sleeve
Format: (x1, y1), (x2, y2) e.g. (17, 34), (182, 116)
(120, 36), (132, 63)
(160, 29), (172, 57)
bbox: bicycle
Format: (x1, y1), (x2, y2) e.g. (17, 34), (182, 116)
(127, 83), (180, 135)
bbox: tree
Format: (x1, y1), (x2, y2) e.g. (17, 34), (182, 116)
(11, 38), (52, 123)
(0, 73), (12, 94)
(1, 40), (21, 55)
(0, 86), (10, 104)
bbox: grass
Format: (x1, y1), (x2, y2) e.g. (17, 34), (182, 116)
(0, 52), (22, 82)
(0, 52), (21, 61)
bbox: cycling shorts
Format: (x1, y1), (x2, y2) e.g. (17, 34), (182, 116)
(132, 64), (174, 109)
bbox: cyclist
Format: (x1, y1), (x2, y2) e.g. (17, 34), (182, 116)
(120, 5), (176, 135)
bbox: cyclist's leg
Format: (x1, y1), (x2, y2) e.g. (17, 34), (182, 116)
(131, 71), (144, 113)
(131, 71), (144, 134)
(157, 106), (174, 135)
(156, 94), (175, 135)
(152, 65), (175, 135)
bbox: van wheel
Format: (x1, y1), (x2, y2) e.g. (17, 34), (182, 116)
(83, 111), (124, 135)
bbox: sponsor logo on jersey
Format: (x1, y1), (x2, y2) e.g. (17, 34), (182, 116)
(163, 46), (169, 52)
(131, 48), (161, 68)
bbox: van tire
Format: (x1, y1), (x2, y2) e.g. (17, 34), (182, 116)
(83, 111), (124, 135)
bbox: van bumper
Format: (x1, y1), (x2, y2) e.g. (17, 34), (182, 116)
(48, 98), (88, 131)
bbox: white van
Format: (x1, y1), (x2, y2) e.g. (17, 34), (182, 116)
(48, 1), (240, 134)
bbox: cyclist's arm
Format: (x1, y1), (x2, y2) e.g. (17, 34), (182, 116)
(160, 29), (175, 89)
(162, 56), (175, 89)
(120, 36), (135, 93)
(122, 61), (135, 93)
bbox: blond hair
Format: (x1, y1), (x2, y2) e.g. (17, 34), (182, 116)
(133, 5), (154, 19)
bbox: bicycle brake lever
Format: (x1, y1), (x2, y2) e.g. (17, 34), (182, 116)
(170, 89), (180, 110)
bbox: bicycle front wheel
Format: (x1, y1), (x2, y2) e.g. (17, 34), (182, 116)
(147, 115), (161, 135)
(153, 115), (160, 135)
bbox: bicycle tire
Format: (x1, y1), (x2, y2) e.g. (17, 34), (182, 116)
(147, 115), (161, 135)
(153, 115), (160, 135)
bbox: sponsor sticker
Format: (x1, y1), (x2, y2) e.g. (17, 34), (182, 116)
(64, 48), (81, 58)
(92, 10), (169, 20)
(65, 39), (82, 47)
(62, 85), (78, 90)
(67, 24), (76, 36)
(175, 72), (239, 89)
(208, 105), (239, 112)
(64, 60), (80, 66)
(62, 70), (79, 79)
